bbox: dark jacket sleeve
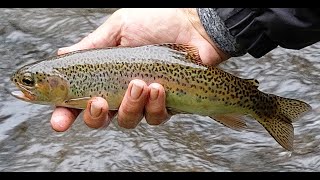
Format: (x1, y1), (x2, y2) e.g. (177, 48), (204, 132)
(197, 8), (320, 58)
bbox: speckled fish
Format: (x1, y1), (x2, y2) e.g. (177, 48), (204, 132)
(10, 43), (311, 151)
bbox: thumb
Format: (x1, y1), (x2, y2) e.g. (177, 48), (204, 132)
(57, 33), (104, 55)
(190, 38), (230, 66)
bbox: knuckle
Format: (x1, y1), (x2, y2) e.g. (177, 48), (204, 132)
(148, 108), (167, 118)
(117, 117), (140, 129)
(145, 111), (168, 126)
(86, 33), (99, 49)
(120, 98), (147, 116)
(145, 101), (166, 117)
(117, 107), (144, 129)
(146, 118), (163, 125)
(121, 105), (140, 116)
(83, 111), (105, 129)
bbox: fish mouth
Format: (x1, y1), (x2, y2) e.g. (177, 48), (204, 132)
(11, 83), (36, 102)
(11, 90), (33, 101)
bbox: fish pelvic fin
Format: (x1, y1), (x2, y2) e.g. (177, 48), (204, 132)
(167, 107), (190, 115)
(254, 95), (312, 151)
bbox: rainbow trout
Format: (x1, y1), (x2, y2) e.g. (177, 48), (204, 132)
(10, 43), (311, 151)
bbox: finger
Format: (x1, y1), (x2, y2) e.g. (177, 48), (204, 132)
(145, 83), (170, 125)
(117, 79), (149, 129)
(83, 97), (113, 128)
(58, 10), (124, 55)
(50, 107), (82, 132)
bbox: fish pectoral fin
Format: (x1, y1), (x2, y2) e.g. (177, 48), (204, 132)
(210, 114), (247, 131)
(63, 97), (92, 109)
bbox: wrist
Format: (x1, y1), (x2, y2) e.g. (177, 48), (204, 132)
(182, 8), (230, 62)
(197, 8), (250, 59)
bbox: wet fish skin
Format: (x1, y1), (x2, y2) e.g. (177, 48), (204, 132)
(11, 43), (312, 151)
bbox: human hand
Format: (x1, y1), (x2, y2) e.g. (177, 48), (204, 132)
(50, 8), (229, 131)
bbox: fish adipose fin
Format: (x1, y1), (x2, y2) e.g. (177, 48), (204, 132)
(244, 78), (259, 88)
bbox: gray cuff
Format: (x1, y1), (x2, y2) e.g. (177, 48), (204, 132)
(196, 8), (245, 57)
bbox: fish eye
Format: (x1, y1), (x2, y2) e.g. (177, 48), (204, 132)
(21, 73), (34, 86)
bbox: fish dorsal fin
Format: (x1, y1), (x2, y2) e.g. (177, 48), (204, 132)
(155, 43), (204, 66)
(210, 114), (247, 131)
(244, 78), (260, 88)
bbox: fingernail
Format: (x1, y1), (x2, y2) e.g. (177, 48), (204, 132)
(130, 82), (144, 99)
(57, 47), (68, 55)
(90, 100), (102, 118)
(150, 87), (159, 101)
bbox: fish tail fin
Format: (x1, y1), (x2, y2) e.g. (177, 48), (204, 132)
(274, 96), (312, 122)
(254, 95), (312, 151)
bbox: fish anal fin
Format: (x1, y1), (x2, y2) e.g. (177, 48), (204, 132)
(210, 114), (247, 131)
(156, 43), (203, 65)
